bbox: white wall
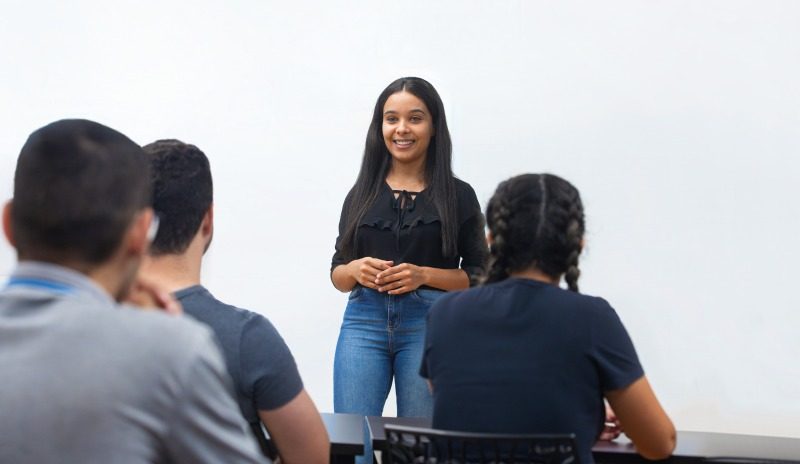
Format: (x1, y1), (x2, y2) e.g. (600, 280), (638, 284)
(2, 0), (798, 438)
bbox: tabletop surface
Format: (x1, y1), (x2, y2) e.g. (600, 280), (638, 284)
(263, 412), (365, 455)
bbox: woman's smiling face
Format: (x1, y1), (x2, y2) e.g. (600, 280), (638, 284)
(382, 91), (434, 165)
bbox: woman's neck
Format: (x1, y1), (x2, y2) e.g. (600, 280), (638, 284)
(509, 267), (560, 286)
(386, 159), (426, 192)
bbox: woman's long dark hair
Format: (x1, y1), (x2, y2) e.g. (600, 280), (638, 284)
(339, 77), (458, 259)
(485, 173), (585, 291)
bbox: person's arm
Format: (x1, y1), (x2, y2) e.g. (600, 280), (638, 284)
(258, 390), (329, 464)
(332, 190), (387, 293)
(241, 316), (324, 463)
(456, 213), (489, 287)
(589, 298), (675, 459)
(605, 376), (676, 460)
(598, 403), (623, 441)
(454, 182), (490, 286)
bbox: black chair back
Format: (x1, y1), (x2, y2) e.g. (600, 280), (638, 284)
(384, 424), (580, 464)
(250, 421), (278, 460)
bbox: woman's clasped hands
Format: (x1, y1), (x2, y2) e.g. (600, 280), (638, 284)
(346, 257), (427, 295)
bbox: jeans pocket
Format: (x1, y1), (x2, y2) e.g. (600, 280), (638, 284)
(411, 288), (445, 305)
(348, 285), (364, 301)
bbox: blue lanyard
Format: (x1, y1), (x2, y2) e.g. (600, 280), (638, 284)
(4, 277), (74, 295)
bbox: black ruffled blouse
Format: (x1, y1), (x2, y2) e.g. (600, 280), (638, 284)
(331, 178), (489, 286)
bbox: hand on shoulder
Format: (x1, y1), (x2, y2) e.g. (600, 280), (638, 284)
(123, 274), (183, 315)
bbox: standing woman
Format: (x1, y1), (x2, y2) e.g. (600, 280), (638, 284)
(331, 77), (488, 426)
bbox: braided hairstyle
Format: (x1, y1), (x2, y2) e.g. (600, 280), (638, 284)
(484, 174), (585, 291)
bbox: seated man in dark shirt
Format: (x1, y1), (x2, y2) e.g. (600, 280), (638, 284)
(141, 139), (329, 464)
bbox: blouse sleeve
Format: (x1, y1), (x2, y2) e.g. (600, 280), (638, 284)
(456, 182), (489, 286)
(331, 190), (354, 272)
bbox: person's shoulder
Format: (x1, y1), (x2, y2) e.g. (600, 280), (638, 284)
(237, 306), (280, 340)
(342, 185), (359, 208)
(219, 301), (277, 338)
(109, 304), (220, 365)
(429, 284), (492, 317)
(117, 302), (215, 336)
(453, 177), (478, 198)
(547, 286), (618, 318)
(180, 285), (268, 328)
(447, 282), (493, 301)
(572, 289), (615, 311)
(451, 177), (482, 222)
(582, 293), (622, 323)
(210, 291), (286, 348)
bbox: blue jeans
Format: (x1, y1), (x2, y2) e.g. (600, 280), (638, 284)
(334, 285), (444, 463)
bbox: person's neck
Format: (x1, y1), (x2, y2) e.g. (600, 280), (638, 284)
(509, 267), (560, 286)
(386, 160), (426, 191)
(142, 253), (202, 293)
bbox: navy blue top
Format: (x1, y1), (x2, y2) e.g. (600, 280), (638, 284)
(331, 178), (488, 286)
(420, 278), (644, 464)
(176, 285), (304, 424)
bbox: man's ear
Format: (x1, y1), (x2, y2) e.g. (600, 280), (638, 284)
(126, 208), (154, 257)
(2, 201), (16, 248)
(201, 204), (214, 238)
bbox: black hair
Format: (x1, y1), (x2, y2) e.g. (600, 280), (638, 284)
(485, 173), (585, 291)
(142, 139), (213, 256)
(339, 77), (458, 259)
(11, 119), (151, 265)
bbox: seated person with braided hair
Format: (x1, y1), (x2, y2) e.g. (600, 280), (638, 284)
(420, 173), (676, 464)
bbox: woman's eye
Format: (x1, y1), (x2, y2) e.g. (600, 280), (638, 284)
(385, 117), (398, 123)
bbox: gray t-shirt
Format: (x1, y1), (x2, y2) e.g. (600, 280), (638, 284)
(0, 262), (267, 464)
(175, 285), (303, 424)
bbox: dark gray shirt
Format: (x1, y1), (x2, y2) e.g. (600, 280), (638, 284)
(0, 262), (267, 464)
(175, 285), (303, 423)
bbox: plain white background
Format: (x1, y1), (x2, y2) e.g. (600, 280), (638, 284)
(1, 0), (798, 438)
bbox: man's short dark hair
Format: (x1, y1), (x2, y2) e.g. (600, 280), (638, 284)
(143, 139), (213, 256)
(12, 119), (151, 265)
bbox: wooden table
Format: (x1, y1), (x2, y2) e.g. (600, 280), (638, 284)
(366, 416), (800, 463)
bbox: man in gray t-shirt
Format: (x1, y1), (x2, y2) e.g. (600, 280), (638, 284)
(0, 120), (266, 463)
(141, 139), (329, 464)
